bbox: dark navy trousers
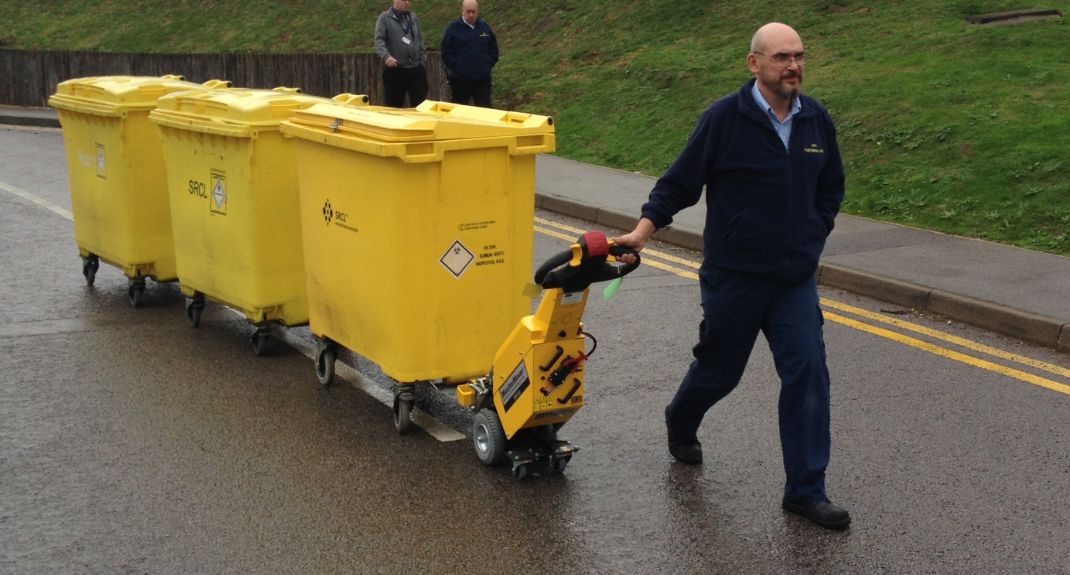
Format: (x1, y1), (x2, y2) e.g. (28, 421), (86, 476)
(666, 269), (831, 504)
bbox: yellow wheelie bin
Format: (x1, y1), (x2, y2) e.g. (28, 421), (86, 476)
(48, 75), (230, 305)
(150, 89), (369, 355)
(280, 100), (555, 432)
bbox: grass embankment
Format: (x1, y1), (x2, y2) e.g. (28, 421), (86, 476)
(3, 0), (1068, 254)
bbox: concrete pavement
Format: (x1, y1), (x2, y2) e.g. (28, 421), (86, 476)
(4, 105), (1067, 352)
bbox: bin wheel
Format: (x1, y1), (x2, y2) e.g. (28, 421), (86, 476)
(551, 455), (572, 474)
(127, 278), (146, 307)
(251, 329), (271, 356)
(512, 463), (531, 480)
(472, 409), (506, 465)
(315, 344), (336, 386)
(394, 395), (414, 435)
(185, 295), (205, 328)
(82, 255), (99, 286)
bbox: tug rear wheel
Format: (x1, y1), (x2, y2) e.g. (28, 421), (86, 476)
(472, 409), (506, 465)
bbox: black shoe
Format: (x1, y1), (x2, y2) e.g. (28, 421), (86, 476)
(668, 442), (703, 465)
(782, 498), (851, 530)
(665, 405), (703, 465)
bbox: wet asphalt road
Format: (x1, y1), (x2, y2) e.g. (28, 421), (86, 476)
(2, 125), (1070, 574)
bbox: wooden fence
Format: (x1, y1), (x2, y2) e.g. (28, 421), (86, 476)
(0, 49), (449, 107)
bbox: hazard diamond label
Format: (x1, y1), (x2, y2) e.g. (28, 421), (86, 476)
(210, 170), (226, 215)
(440, 240), (475, 279)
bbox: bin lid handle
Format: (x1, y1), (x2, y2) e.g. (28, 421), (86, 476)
(331, 93), (370, 106)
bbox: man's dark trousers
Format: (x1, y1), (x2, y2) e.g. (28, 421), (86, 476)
(449, 77), (492, 107)
(383, 65), (428, 108)
(665, 270), (831, 504)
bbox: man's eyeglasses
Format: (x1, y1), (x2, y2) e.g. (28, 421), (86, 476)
(753, 51), (806, 66)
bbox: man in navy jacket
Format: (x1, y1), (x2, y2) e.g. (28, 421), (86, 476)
(616, 22), (850, 530)
(440, 0), (499, 107)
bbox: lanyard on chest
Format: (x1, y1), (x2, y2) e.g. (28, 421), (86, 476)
(398, 13), (413, 36)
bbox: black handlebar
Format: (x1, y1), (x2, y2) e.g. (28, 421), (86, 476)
(534, 232), (641, 292)
(533, 250), (572, 285)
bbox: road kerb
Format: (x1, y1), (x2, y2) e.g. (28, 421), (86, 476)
(534, 192), (1066, 353)
(818, 264), (931, 311)
(0, 110), (60, 128)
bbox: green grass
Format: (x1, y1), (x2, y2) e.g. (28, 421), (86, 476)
(3, 0), (1069, 254)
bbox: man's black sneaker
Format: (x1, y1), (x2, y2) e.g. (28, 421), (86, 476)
(782, 498), (851, 530)
(668, 442), (703, 465)
(665, 405), (703, 465)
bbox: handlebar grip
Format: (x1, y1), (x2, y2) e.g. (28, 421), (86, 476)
(534, 235), (643, 291)
(533, 249), (573, 285)
(608, 245), (641, 277)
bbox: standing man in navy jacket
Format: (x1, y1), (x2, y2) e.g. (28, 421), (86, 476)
(440, 0), (499, 107)
(615, 23), (850, 530)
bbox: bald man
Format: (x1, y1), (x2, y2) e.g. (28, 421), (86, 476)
(615, 23), (849, 530)
(440, 0), (499, 107)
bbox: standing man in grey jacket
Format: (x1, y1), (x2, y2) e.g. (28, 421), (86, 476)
(374, 0), (428, 108)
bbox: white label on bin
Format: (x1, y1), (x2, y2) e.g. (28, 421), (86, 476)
(440, 240), (475, 279)
(210, 170), (226, 215)
(96, 144), (106, 179)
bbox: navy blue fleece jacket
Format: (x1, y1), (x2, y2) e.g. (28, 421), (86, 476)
(641, 79), (845, 284)
(440, 17), (499, 81)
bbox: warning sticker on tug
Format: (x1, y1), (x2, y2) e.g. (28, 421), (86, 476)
(440, 240), (475, 279)
(499, 361), (529, 412)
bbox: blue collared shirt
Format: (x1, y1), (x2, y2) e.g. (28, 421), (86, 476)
(750, 82), (802, 150)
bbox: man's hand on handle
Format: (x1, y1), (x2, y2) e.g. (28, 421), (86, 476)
(613, 217), (656, 265)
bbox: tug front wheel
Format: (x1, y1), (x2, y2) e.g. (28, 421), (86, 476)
(472, 409), (506, 465)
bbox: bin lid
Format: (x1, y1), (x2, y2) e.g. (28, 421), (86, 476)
(149, 88), (342, 138)
(48, 75), (227, 117)
(281, 99), (554, 144)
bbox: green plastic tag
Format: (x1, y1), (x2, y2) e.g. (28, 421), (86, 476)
(602, 277), (623, 301)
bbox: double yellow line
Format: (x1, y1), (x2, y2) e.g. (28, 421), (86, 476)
(534, 217), (1070, 397)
